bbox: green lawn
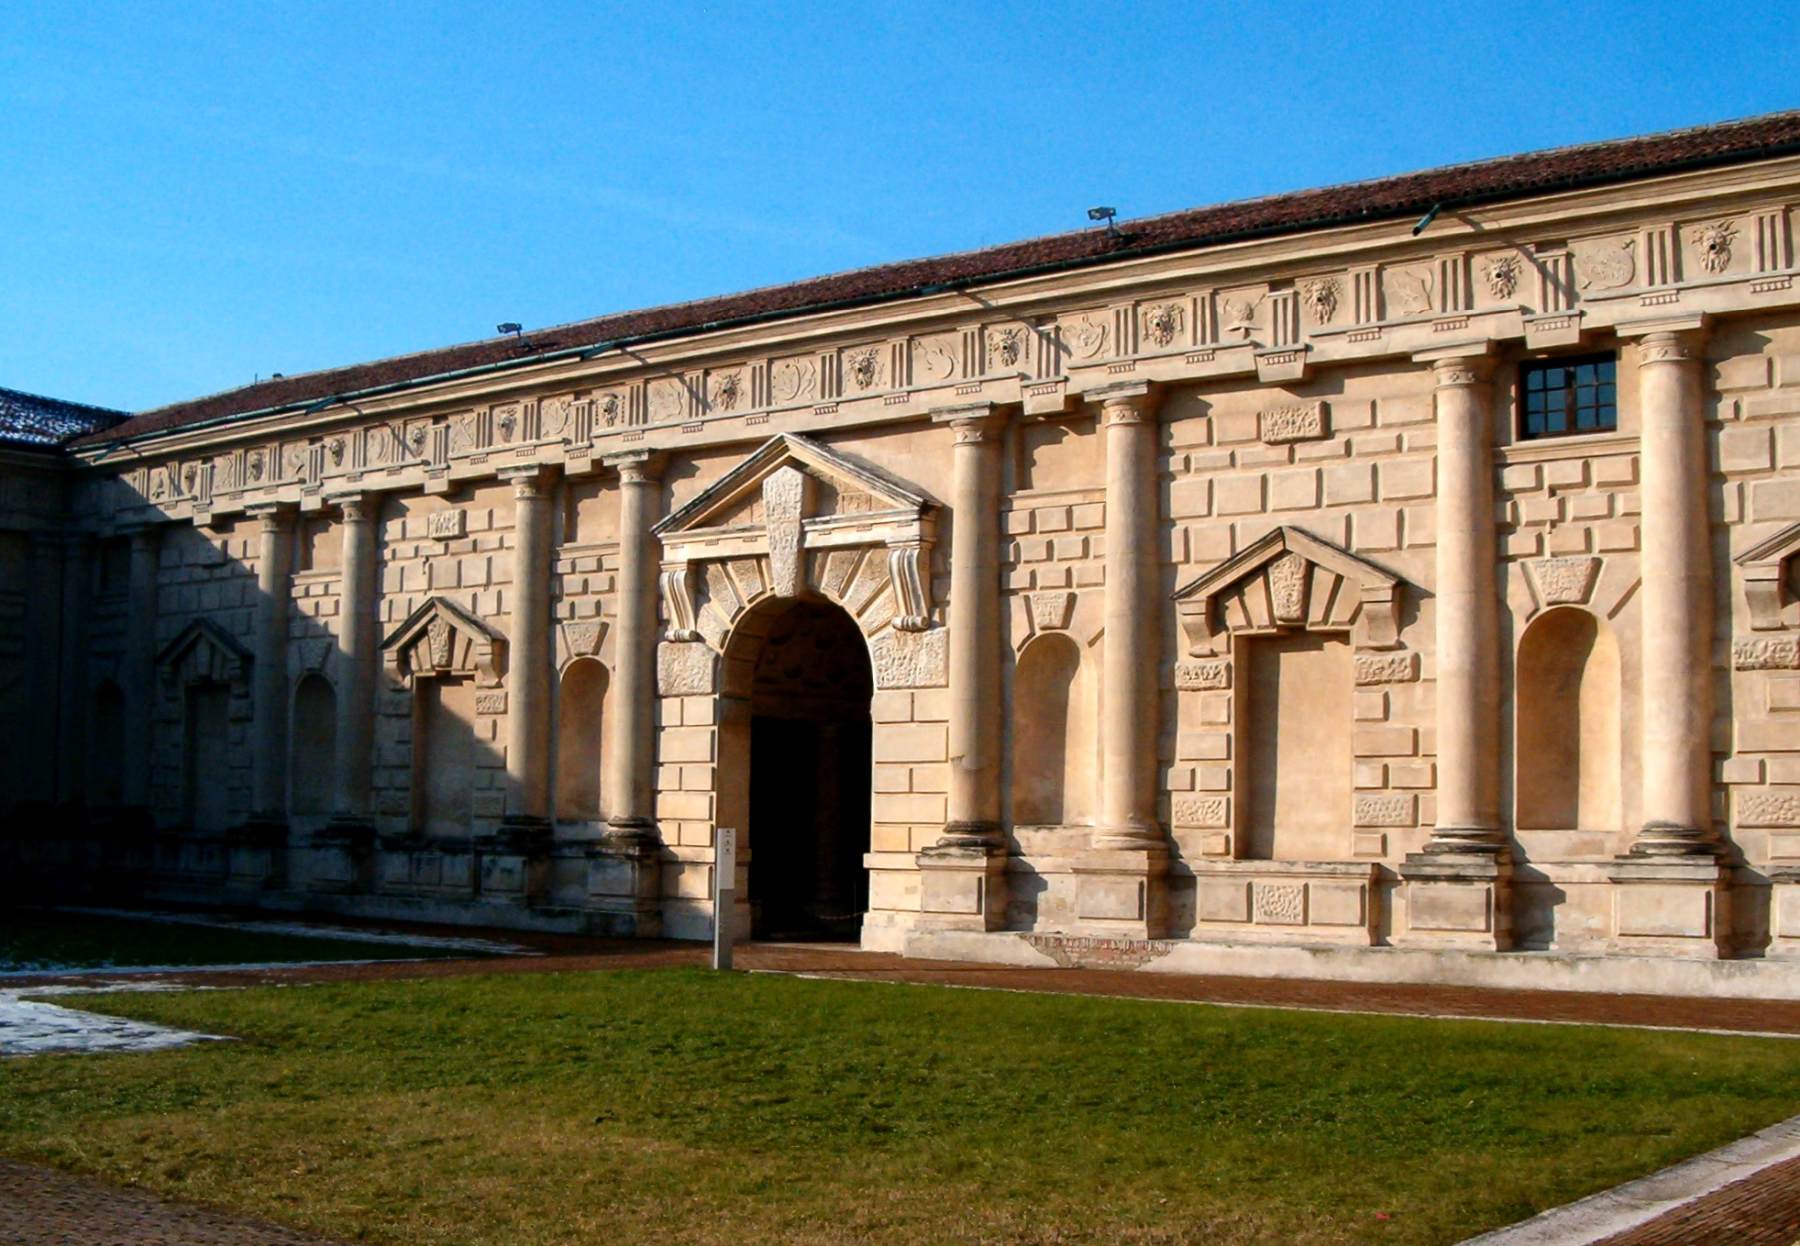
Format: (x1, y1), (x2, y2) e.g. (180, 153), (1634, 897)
(0, 910), (476, 973)
(3, 970), (1797, 1245)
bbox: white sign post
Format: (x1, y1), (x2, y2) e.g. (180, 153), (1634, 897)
(712, 826), (737, 971)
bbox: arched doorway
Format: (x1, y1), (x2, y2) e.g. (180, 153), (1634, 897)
(720, 598), (873, 941)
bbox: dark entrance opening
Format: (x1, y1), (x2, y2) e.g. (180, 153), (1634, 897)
(745, 600), (873, 941)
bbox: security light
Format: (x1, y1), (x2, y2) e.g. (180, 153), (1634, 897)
(497, 322), (523, 337)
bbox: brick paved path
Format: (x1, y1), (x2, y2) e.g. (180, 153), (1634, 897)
(0, 1159), (348, 1245)
(1591, 1153), (1800, 1245)
(7, 921), (1800, 1243)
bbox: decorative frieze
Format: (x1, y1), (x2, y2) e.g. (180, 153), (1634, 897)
(1353, 651), (1418, 685)
(656, 640), (716, 696)
(1735, 636), (1800, 670)
(427, 509), (466, 540)
(1171, 795), (1228, 827)
(1259, 400), (1329, 444)
(1739, 789), (1800, 827)
(1174, 659), (1230, 690)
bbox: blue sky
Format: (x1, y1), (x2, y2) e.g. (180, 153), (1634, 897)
(2, 1), (1794, 413)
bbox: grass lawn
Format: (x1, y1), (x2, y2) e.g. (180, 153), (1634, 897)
(3, 970), (1798, 1245)
(0, 910), (477, 973)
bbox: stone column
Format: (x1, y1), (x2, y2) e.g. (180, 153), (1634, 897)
(121, 525), (160, 813)
(937, 404), (1005, 849)
(501, 469), (553, 827)
(55, 533), (92, 806)
(330, 495), (379, 823)
(1425, 354), (1504, 852)
(1095, 383), (1163, 849)
(1402, 352), (1510, 949)
(1610, 325), (1728, 955)
(248, 505), (295, 826)
(23, 533), (65, 806)
(1631, 329), (1717, 855)
(1070, 382), (1167, 939)
(589, 452), (664, 936)
(913, 404), (1008, 933)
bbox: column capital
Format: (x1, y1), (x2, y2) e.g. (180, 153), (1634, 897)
(604, 450), (666, 485)
(1631, 328), (1707, 367)
(1427, 355), (1494, 387)
(1085, 380), (1159, 424)
(930, 401), (1007, 442)
(499, 466), (556, 499)
(326, 491), (378, 524)
(246, 501), (298, 530)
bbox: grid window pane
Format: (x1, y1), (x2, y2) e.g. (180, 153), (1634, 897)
(1520, 354), (1616, 440)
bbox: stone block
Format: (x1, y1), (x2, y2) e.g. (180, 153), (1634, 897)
(1309, 883), (1366, 927)
(1378, 458), (1435, 500)
(1196, 878), (1250, 923)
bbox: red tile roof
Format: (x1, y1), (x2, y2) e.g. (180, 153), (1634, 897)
(77, 109), (1800, 448)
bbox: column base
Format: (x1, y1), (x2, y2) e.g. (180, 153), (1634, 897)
(1070, 845), (1170, 940)
(1399, 830), (1513, 950)
(308, 819), (377, 894)
(1607, 857), (1732, 957)
(1626, 820), (1724, 858)
(934, 820), (1005, 851)
(914, 842), (1008, 932)
(587, 820), (664, 937)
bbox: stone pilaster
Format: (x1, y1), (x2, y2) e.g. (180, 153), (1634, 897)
(1610, 324), (1729, 955)
(120, 525), (160, 814)
(500, 469), (553, 827)
(589, 452), (664, 935)
(1074, 382), (1168, 939)
(1401, 353), (1511, 949)
(247, 504), (295, 826)
(916, 405), (1007, 930)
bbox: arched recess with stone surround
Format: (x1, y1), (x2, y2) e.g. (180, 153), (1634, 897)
(1012, 632), (1095, 827)
(651, 432), (948, 945)
(1515, 607), (1622, 837)
(557, 658), (609, 821)
(289, 673), (337, 822)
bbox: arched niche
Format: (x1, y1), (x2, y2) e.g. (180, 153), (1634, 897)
(156, 620), (252, 833)
(1515, 607), (1621, 834)
(557, 657), (610, 821)
(1012, 632), (1095, 827)
(289, 673), (337, 819)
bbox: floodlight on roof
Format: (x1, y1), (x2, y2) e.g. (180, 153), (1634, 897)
(497, 322), (523, 337)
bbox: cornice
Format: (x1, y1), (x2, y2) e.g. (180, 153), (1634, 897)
(67, 154), (1800, 530)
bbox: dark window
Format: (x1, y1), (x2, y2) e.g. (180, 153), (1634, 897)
(1520, 354), (1617, 439)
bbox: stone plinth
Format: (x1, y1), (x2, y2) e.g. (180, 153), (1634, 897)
(473, 821), (553, 904)
(1400, 849), (1513, 951)
(913, 842), (1008, 932)
(1607, 858), (1732, 957)
(1070, 847), (1169, 940)
(377, 834), (476, 899)
(1771, 868), (1800, 959)
(587, 830), (663, 937)
(224, 820), (289, 897)
(306, 822), (376, 894)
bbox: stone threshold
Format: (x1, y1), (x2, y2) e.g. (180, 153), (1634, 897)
(899, 930), (1800, 1000)
(1455, 1111), (1800, 1245)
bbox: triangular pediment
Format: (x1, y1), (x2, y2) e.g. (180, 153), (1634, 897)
(1173, 525), (1404, 653)
(653, 434), (930, 537)
(156, 618), (252, 684)
(1736, 520), (1800, 631)
(381, 595), (507, 685)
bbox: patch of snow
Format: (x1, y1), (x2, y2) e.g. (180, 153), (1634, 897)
(0, 985), (225, 1057)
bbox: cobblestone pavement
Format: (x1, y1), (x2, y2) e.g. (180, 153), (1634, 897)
(0, 1159), (349, 1245)
(6, 919), (1800, 1243)
(1590, 1153), (1800, 1245)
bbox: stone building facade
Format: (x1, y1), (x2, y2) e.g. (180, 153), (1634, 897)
(8, 113), (1800, 996)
